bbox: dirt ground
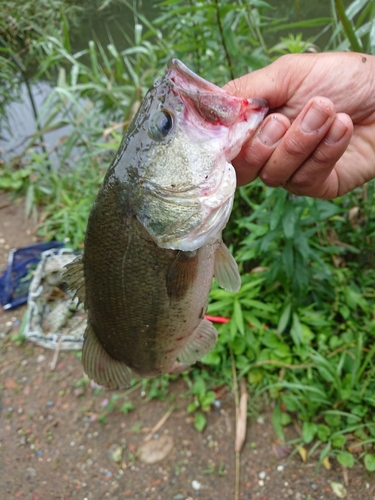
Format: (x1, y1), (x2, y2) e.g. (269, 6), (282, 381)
(0, 192), (375, 500)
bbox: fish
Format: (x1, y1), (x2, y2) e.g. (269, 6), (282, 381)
(63, 59), (268, 389)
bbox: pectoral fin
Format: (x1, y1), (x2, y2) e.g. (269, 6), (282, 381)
(61, 255), (86, 307)
(178, 318), (218, 365)
(82, 322), (132, 389)
(214, 241), (241, 293)
(166, 251), (198, 299)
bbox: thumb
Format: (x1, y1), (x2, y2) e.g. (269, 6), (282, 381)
(223, 54), (311, 110)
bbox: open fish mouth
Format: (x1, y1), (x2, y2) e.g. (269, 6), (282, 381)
(167, 58), (268, 137)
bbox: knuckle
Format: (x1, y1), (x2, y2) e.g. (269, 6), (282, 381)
(309, 147), (333, 168)
(282, 134), (307, 159)
(259, 170), (284, 188)
(287, 149), (334, 193)
(242, 144), (269, 168)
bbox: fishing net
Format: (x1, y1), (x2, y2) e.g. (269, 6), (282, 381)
(0, 241), (65, 310)
(24, 247), (85, 350)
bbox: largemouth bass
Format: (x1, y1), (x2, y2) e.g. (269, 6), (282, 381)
(63, 59), (268, 389)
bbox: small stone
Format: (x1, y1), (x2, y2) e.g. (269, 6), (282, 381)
(258, 471), (266, 480)
(295, 492), (303, 500)
(21, 359), (28, 367)
(138, 435), (174, 464)
(310, 483), (318, 491)
(258, 480), (264, 487)
(173, 494), (186, 500)
(257, 416), (265, 425)
(46, 400), (55, 408)
(37, 355), (46, 363)
(277, 465), (284, 472)
(330, 482), (347, 498)
(26, 467), (37, 477)
(19, 436), (27, 446)
(191, 480), (201, 491)
(108, 444), (123, 463)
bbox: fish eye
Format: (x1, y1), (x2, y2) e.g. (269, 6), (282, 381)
(148, 110), (174, 141)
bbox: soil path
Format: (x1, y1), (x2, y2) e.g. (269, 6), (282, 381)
(0, 193), (374, 500)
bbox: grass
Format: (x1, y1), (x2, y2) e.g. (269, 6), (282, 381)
(1, 0), (375, 473)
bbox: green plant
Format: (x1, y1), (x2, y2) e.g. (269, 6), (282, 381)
(184, 371), (217, 431)
(1, 0), (375, 473)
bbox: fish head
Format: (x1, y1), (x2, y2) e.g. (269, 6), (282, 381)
(112, 59), (268, 251)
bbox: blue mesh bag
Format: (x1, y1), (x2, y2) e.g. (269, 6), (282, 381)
(0, 241), (64, 310)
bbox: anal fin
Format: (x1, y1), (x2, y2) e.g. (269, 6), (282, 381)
(214, 241), (241, 293)
(82, 322), (132, 389)
(61, 255), (86, 307)
(178, 319), (218, 365)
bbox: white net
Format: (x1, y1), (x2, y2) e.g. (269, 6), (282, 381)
(25, 248), (85, 350)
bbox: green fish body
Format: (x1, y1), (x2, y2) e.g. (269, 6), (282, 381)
(63, 59), (268, 388)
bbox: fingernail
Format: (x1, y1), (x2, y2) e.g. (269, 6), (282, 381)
(260, 117), (286, 146)
(301, 104), (329, 133)
(325, 118), (348, 144)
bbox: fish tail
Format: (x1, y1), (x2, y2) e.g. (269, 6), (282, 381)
(82, 321), (132, 389)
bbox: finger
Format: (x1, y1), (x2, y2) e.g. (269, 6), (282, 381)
(233, 113), (291, 186)
(258, 97), (337, 188)
(285, 113), (354, 198)
(223, 54), (312, 109)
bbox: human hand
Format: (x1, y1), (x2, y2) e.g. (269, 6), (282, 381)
(224, 52), (375, 198)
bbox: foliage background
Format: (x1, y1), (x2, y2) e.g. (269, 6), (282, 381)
(1, 0), (375, 472)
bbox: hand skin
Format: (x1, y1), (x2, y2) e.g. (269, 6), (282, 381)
(224, 52), (375, 198)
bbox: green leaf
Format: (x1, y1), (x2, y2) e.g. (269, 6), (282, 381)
(364, 454), (375, 472)
(280, 412), (292, 426)
(332, 435), (346, 448)
(192, 377), (206, 397)
(317, 424), (331, 442)
(120, 402), (134, 414)
(290, 313), (303, 347)
(187, 402), (198, 413)
(337, 451), (355, 468)
(201, 351), (221, 366)
(282, 201), (298, 239)
(271, 403), (285, 441)
(233, 299), (245, 335)
(282, 240), (294, 279)
(247, 368), (264, 384)
(302, 422), (318, 444)
(194, 412), (207, 432)
(269, 191), (286, 230)
(201, 391), (216, 411)
(278, 302), (291, 334)
(324, 414), (341, 427)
